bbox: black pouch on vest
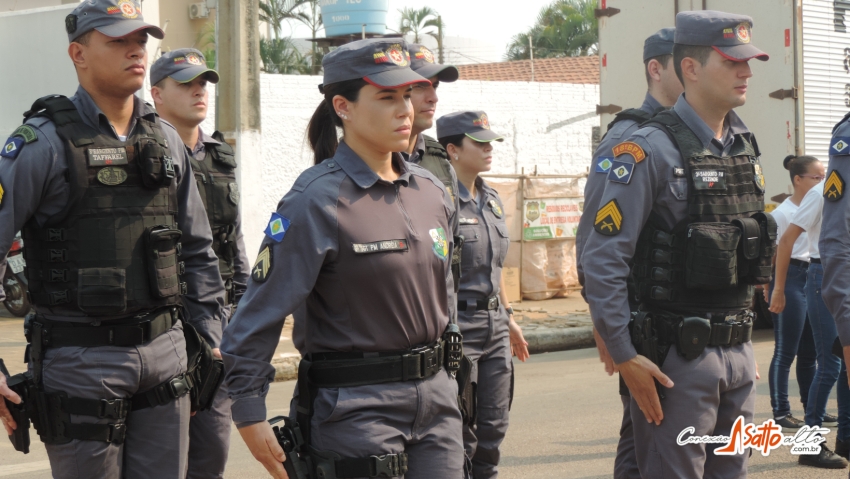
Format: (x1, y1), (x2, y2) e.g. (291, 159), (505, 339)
(183, 322), (225, 412)
(737, 212), (777, 284)
(138, 138), (174, 189)
(677, 316), (712, 360)
(684, 223), (740, 290)
(77, 267), (127, 314)
(144, 225), (183, 298)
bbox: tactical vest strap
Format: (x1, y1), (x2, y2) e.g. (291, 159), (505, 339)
(688, 201), (764, 217)
(423, 136), (448, 159)
(607, 108), (654, 131)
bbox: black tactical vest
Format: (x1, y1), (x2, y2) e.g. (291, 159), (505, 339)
(188, 132), (239, 292)
(419, 135), (457, 204)
(631, 110), (767, 313)
(606, 108), (654, 132)
(21, 95), (184, 317)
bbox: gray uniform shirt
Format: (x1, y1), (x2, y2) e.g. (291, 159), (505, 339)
(576, 93), (662, 288)
(820, 117), (850, 346)
(0, 86), (225, 347)
(582, 94), (749, 364)
(190, 128), (251, 306)
(221, 141), (456, 425)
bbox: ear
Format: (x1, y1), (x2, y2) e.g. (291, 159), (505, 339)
(446, 142), (458, 158)
(150, 86), (164, 106)
(647, 58), (662, 83)
(68, 42), (86, 70)
(331, 95), (351, 120)
(680, 57), (699, 84)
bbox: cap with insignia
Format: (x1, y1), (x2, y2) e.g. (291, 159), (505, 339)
(406, 43), (459, 82)
(66, 0), (164, 43)
(644, 27), (675, 61)
(320, 38), (428, 91)
(674, 10), (768, 62)
(436, 110), (504, 143)
(151, 48), (219, 87)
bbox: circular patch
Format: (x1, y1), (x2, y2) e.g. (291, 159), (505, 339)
(186, 53), (203, 66)
(119, 0), (139, 19)
(735, 23), (750, 44)
(387, 46), (408, 66)
(421, 47), (435, 64)
(97, 167), (128, 186)
(474, 114), (491, 130)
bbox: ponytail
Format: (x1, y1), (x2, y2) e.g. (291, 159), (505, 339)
(307, 79), (369, 165)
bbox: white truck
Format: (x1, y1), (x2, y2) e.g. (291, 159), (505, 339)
(597, 0), (850, 205)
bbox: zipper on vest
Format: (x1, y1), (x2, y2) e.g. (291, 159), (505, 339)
(395, 183), (417, 235)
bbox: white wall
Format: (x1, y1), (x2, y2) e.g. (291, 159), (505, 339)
(203, 74), (599, 261)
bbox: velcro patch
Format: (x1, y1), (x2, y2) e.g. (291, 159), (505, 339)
(595, 157), (614, 173)
(459, 217), (480, 225)
(825, 170), (845, 202)
(252, 246), (272, 283)
(607, 161), (634, 184)
(264, 212), (291, 243)
(353, 239), (409, 254)
(612, 141), (646, 163)
(692, 169), (727, 190)
(12, 126), (37, 144)
(87, 147), (129, 166)
(594, 199), (623, 236)
(830, 137), (850, 156)
(1, 137), (24, 159)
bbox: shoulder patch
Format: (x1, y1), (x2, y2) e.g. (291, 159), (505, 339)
(825, 170), (845, 202)
(594, 199), (623, 236)
(595, 157), (614, 173)
(291, 160), (342, 192)
(1, 137), (24, 159)
(264, 212), (291, 242)
(607, 161), (634, 185)
(831, 137), (850, 156)
(612, 141), (646, 163)
(251, 246), (272, 283)
(12, 125), (37, 144)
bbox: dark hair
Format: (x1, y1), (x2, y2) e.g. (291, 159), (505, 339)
(438, 134), (466, 151)
(644, 54), (673, 86)
(73, 30), (95, 46)
(307, 79), (368, 165)
(672, 44), (712, 85)
(784, 155), (820, 182)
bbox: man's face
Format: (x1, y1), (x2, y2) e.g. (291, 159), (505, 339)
(152, 77), (210, 128)
(695, 50), (752, 109)
(76, 29), (149, 97)
(409, 76), (440, 134)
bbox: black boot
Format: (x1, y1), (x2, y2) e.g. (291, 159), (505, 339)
(836, 438), (850, 460)
(799, 443), (849, 469)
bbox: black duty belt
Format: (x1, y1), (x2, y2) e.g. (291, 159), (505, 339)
(458, 296), (500, 312)
(654, 310), (753, 348)
(811, 258), (822, 264)
(29, 308), (179, 349)
(305, 341), (445, 388)
(789, 258), (809, 269)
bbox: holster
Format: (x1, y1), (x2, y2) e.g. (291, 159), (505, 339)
(455, 355), (477, 426)
(0, 359), (31, 454)
(451, 236), (464, 293)
(629, 312), (672, 400)
(183, 322), (224, 412)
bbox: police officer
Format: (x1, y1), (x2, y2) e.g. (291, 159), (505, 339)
(0, 1), (225, 478)
(150, 48), (249, 479)
(574, 27), (681, 479)
(437, 111), (529, 478)
(583, 11), (769, 477)
(220, 38), (463, 479)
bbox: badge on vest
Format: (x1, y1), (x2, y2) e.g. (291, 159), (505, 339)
(607, 161), (634, 185)
(459, 217), (480, 225)
(429, 227), (449, 260)
(825, 170), (845, 202)
(1, 137), (24, 160)
(87, 147), (129, 166)
(692, 169), (727, 190)
(264, 212), (290, 243)
(830, 137), (850, 156)
(228, 182), (240, 205)
(488, 200), (503, 218)
(596, 157), (614, 173)
(97, 167), (128, 186)
(612, 141), (646, 163)
(594, 199), (623, 236)
(753, 164), (765, 192)
(352, 239), (409, 254)
(252, 245), (272, 283)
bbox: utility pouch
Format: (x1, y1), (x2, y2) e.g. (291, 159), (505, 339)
(456, 355), (477, 426)
(77, 267), (127, 314)
(684, 223), (740, 290)
(736, 212), (777, 284)
(137, 138), (174, 189)
(183, 322), (224, 412)
(0, 359), (31, 454)
(144, 225), (184, 298)
(676, 316), (712, 360)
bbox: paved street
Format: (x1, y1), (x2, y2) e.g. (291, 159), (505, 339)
(1, 313), (849, 477)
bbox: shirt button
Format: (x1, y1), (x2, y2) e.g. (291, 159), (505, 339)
(328, 161), (335, 168)
(475, 234), (480, 238)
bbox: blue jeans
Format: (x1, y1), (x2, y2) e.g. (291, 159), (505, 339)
(804, 262), (842, 426)
(768, 262), (816, 418)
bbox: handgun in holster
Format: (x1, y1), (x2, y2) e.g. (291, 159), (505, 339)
(0, 358), (32, 454)
(269, 415), (313, 479)
(630, 312), (666, 400)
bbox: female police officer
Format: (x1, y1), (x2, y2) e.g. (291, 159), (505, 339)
(220, 38), (463, 479)
(437, 111), (529, 479)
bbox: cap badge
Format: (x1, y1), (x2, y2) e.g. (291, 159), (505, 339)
(387, 45), (408, 66)
(735, 23), (751, 44)
(473, 114), (491, 130)
(421, 47), (435, 64)
(118, 0), (139, 19)
(186, 53), (203, 66)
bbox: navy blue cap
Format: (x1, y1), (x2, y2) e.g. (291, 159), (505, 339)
(437, 111), (504, 143)
(406, 43), (459, 82)
(643, 28), (675, 61)
(675, 10), (768, 61)
(66, 0), (164, 43)
(321, 38), (428, 89)
(151, 49), (219, 87)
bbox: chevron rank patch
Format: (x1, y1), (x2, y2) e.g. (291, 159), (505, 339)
(825, 170), (845, 202)
(594, 199), (623, 236)
(830, 137), (850, 155)
(607, 161), (634, 184)
(252, 245), (272, 282)
(596, 157), (614, 173)
(612, 141), (646, 163)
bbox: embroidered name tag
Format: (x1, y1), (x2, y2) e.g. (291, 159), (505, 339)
(459, 217), (480, 225)
(692, 169), (727, 190)
(87, 147), (129, 166)
(353, 239), (409, 254)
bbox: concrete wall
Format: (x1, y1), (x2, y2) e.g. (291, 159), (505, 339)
(157, 0), (215, 53)
(201, 74), (599, 260)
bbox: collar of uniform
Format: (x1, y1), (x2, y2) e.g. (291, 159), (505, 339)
(673, 94), (747, 152)
(457, 176), (489, 204)
(641, 92), (663, 113)
(402, 133), (427, 164)
(192, 127), (219, 156)
(334, 141), (411, 188)
(72, 86), (151, 139)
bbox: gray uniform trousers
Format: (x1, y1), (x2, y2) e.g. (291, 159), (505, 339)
(292, 369), (464, 479)
(630, 342), (756, 479)
(615, 395), (641, 479)
(459, 309), (512, 479)
(38, 321), (190, 479)
(187, 386), (231, 478)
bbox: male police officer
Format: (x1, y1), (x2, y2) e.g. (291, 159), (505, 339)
(150, 48), (250, 479)
(0, 1), (225, 477)
(576, 27), (682, 479)
(583, 11), (769, 477)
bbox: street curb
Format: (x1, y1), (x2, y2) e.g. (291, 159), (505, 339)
(271, 356), (300, 382)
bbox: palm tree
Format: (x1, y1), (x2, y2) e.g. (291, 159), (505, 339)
(290, 0), (323, 75)
(505, 0), (598, 60)
(195, 21), (217, 69)
(259, 0), (310, 40)
(260, 37), (310, 74)
(398, 7), (442, 44)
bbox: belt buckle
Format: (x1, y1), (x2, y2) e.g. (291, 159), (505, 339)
(108, 423), (127, 444)
(487, 296), (498, 310)
(371, 454), (400, 476)
(420, 347), (439, 378)
(98, 399), (126, 419)
(169, 376), (191, 398)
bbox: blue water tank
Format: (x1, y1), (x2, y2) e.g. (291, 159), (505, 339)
(320, 0), (388, 37)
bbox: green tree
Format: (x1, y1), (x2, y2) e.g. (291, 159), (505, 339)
(260, 37), (310, 74)
(290, 0), (323, 75)
(398, 7), (442, 44)
(195, 21), (217, 69)
(259, 0), (310, 40)
(505, 0), (598, 60)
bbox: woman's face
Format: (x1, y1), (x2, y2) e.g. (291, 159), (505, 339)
(452, 136), (495, 176)
(795, 161), (826, 195)
(338, 83), (416, 153)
